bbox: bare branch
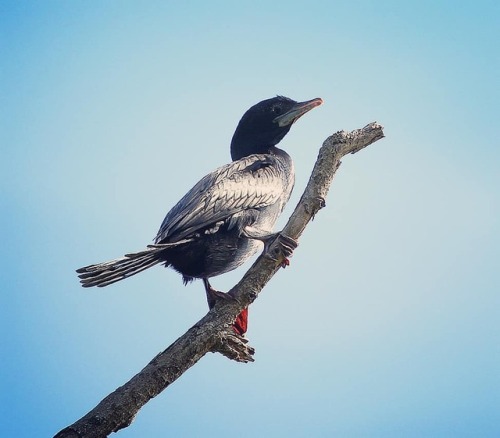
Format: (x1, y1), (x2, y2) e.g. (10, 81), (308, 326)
(55, 122), (384, 438)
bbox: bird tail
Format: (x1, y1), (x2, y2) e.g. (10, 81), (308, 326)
(76, 240), (192, 288)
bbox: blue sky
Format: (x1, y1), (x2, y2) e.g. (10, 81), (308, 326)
(2, 1), (499, 437)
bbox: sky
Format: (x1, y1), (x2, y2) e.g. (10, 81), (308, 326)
(1, 1), (499, 437)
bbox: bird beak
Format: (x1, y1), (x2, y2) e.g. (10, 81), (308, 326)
(273, 97), (323, 127)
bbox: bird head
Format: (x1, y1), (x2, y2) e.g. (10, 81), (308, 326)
(230, 96), (323, 160)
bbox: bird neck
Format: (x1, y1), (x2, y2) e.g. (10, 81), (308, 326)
(230, 140), (277, 161)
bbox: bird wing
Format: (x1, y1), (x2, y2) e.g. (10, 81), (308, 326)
(155, 154), (290, 243)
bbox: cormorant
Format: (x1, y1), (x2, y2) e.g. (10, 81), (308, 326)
(77, 96), (323, 334)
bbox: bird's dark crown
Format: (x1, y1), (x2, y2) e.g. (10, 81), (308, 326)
(230, 95), (323, 160)
(230, 96), (299, 161)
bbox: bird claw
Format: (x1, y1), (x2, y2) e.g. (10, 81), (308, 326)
(212, 289), (235, 301)
(206, 286), (239, 307)
(264, 232), (298, 263)
(281, 257), (291, 268)
(203, 279), (247, 335)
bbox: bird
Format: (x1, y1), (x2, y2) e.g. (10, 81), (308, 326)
(76, 95), (323, 335)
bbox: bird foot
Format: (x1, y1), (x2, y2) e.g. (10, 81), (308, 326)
(204, 280), (238, 308)
(264, 232), (298, 265)
(209, 287), (236, 302)
(203, 279), (248, 335)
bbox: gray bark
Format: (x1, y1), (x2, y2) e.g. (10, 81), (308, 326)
(55, 122), (385, 438)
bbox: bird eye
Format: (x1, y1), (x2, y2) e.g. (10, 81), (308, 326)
(272, 106), (282, 115)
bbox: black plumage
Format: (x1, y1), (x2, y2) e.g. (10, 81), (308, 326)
(77, 95), (322, 333)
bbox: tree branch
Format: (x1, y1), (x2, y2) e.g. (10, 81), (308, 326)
(55, 122), (384, 438)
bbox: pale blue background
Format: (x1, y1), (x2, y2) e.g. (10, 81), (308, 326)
(2, 1), (499, 437)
